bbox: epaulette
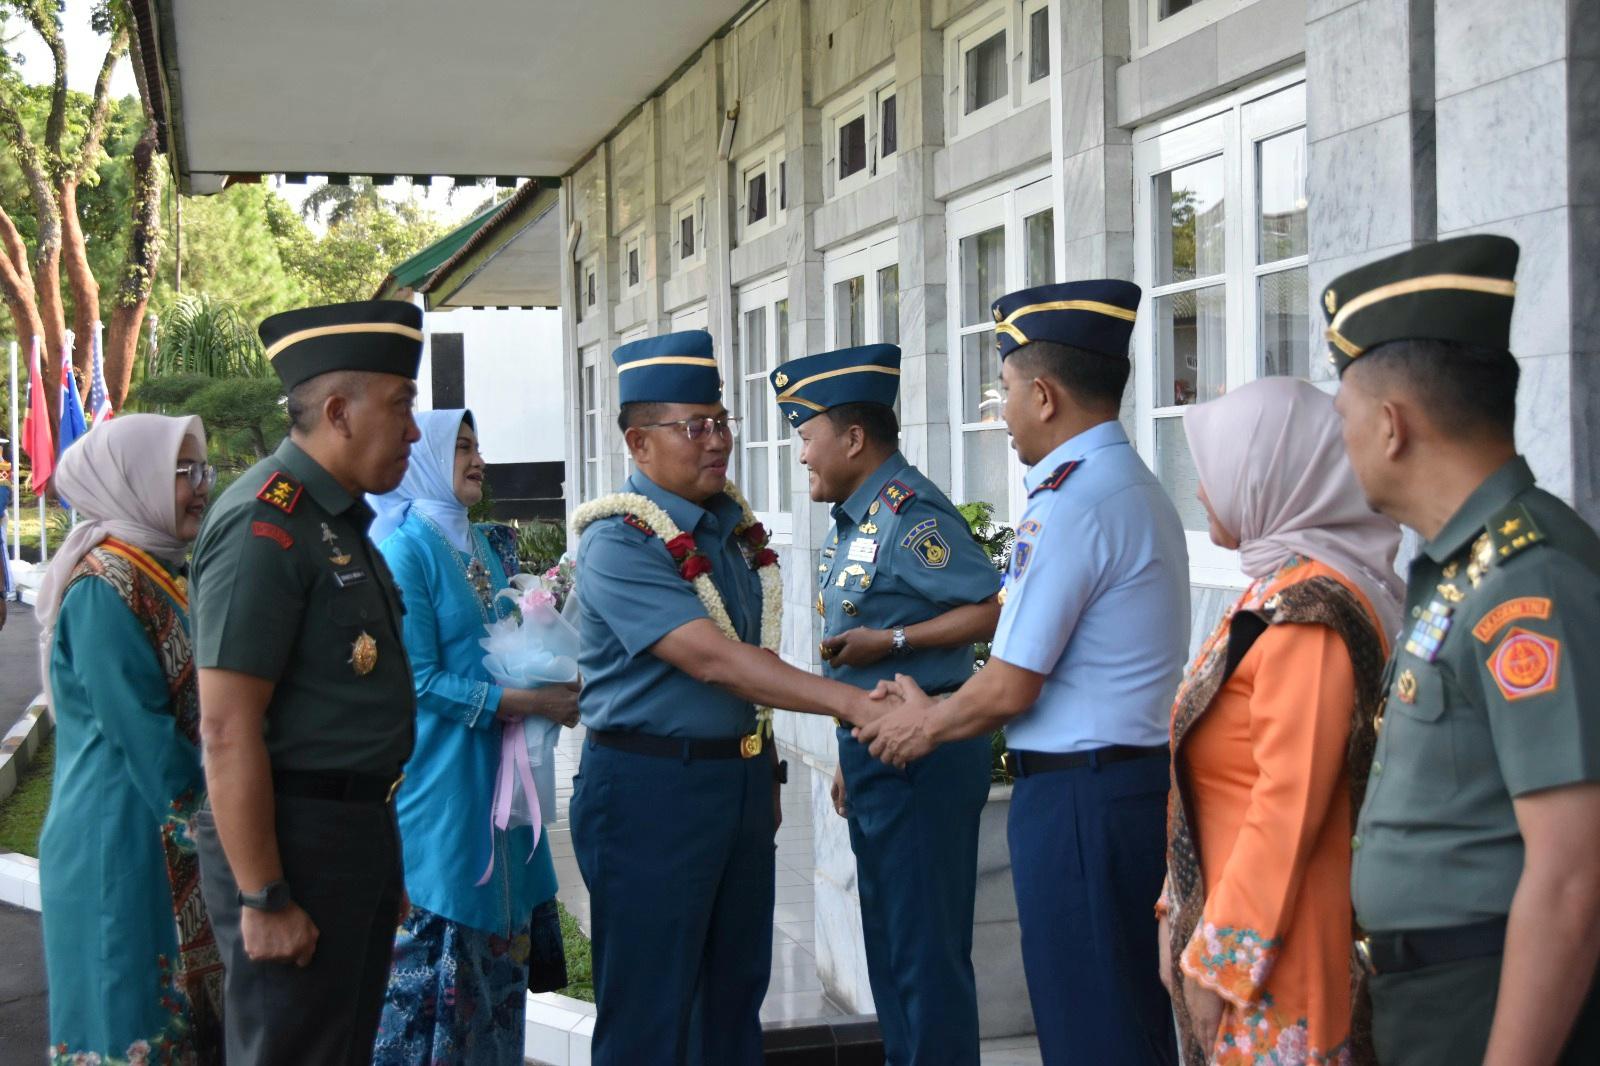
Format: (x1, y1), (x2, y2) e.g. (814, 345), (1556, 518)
(256, 471), (303, 514)
(1487, 503), (1545, 563)
(622, 513), (656, 538)
(879, 479), (916, 514)
(1028, 460), (1079, 498)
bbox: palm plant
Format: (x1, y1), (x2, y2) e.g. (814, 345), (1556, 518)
(148, 294), (269, 379)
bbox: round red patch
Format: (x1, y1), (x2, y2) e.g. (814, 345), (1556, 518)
(1488, 627), (1560, 701)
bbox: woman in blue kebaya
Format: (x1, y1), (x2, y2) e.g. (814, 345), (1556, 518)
(38, 414), (224, 1065)
(370, 409), (578, 1065)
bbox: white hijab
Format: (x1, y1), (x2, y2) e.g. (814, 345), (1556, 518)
(368, 409), (474, 550)
(1183, 377), (1404, 641)
(38, 413), (207, 700)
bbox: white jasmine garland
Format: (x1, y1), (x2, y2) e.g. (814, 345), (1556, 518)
(572, 480), (781, 737)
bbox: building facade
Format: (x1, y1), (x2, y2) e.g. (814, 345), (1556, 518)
(554, 0), (1596, 1019)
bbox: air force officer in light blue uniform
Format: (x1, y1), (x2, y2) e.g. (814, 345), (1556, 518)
(856, 281), (1188, 1066)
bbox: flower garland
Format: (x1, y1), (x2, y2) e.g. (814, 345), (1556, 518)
(571, 481), (782, 741)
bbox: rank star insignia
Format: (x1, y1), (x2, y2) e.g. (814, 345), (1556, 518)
(1499, 517), (1522, 537)
(774, 371), (789, 388)
(1323, 288), (1338, 315)
(350, 631), (379, 676)
(1396, 669), (1418, 704)
(256, 471), (302, 514)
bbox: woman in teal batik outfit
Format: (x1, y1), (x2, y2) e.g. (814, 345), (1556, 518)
(369, 409), (578, 1066)
(38, 414), (223, 1065)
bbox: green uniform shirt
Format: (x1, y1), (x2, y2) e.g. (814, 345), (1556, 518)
(191, 438), (416, 776)
(1352, 457), (1600, 931)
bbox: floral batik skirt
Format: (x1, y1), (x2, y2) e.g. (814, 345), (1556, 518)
(373, 905), (533, 1066)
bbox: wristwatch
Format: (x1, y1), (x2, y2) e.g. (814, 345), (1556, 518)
(238, 879), (292, 912)
(891, 626), (911, 656)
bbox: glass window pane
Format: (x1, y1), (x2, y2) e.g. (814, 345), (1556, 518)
(680, 214), (695, 258)
(1155, 155), (1225, 285)
(881, 95), (897, 157)
(1154, 284), (1226, 407)
(743, 307), (767, 372)
(775, 299), (789, 362)
(959, 225), (1006, 326)
(877, 265), (899, 345)
(1160, 0), (1197, 17)
(776, 442), (793, 514)
(1154, 417), (1210, 532)
(744, 376), (768, 442)
(747, 172), (768, 224)
(834, 276), (864, 346)
(586, 270), (596, 306)
(962, 330), (1003, 424)
(778, 160), (787, 210)
(1259, 266), (1309, 379)
(1257, 127), (1308, 263)
(963, 429), (1011, 508)
(1025, 209), (1055, 286)
(839, 115), (867, 178)
(964, 30), (1007, 114)
(1028, 7), (1050, 82)
(744, 445), (769, 512)
(627, 246), (639, 286)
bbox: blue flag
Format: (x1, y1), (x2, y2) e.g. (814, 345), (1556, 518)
(56, 351), (88, 507)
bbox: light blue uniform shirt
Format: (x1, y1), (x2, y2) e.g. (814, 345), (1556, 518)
(820, 452), (1001, 693)
(992, 420), (1190, 753)
(577, 470), (762, 738)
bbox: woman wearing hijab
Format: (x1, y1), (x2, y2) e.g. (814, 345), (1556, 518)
(1158, 377), (1401, 1065)
(38, 414), (224, 1065)
(370, 409), (579, 1065)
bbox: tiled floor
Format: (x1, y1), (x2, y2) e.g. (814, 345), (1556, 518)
(546, 726), (1040, 1062)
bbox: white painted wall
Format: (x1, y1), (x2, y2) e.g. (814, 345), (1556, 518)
(415, 307), (566, 465)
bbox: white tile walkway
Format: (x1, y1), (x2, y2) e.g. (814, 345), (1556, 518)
(546, 726), (1040, 1062)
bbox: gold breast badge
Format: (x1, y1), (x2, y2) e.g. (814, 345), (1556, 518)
(350, 631), (379, 676)
(1396, 669), (1418, 704)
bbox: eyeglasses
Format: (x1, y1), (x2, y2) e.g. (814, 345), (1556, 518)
(176, 461), (216, 491)
(635, 416), (740, 442)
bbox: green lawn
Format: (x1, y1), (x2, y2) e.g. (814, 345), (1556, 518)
(0, 737), (599, 1005)
(0, 735), (53, 857)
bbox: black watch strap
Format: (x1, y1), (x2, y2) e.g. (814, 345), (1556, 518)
(238, 879), (292, 912)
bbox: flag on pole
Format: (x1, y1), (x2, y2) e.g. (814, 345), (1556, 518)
(56, 348), (88, 508)
(20, 338), (54, 493)
(87, 324), (113, 423)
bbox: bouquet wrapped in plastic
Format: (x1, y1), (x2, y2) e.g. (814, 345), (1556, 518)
(475, 561), (580, 881)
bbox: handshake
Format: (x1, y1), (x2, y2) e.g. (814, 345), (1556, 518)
(840, 673), (943, 769)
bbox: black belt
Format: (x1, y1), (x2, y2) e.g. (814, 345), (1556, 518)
(589, 729), (758, 760)
(1357, 916), (1508, 976)
(1003, 744), (1168, 778)
(273, 768), (405, 804)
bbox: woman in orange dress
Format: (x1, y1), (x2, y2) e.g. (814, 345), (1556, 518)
(1158, 377), (1404, 1065)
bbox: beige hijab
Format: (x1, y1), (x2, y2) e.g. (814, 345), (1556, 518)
(37, 414), (207, 701)
(1183, 377), (1403, 640)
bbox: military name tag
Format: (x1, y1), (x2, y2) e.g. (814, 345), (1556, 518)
(333, 568), (369, 588)
(847, 538), (879, 563)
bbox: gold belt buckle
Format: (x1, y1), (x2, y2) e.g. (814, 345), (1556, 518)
(1355, 936), (1377, 976)
(740, 733), (763, 759)
(385, 772), (406, 804)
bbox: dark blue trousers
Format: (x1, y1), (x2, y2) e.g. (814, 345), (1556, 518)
(838, 729), (991, 1066)
(570, 736), (775, 1066)
(1008, 751), (1178, 1066)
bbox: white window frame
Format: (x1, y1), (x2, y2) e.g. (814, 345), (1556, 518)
(1021, 0), (1052, 105)
(737, 137), (787, 243)
(824, 230), (901, 429)
(948, 3), (1012, 140)
(670, 302), (708, 332)
(620, 230), (645, 298)
(671, 191), (706, 269)
(615, 325), (649, 477)
(578, 256), (598, 322)
(1133, 0), (1270, 57)
(945, 168), (1056, 521)
(734, 273), (793, 537)
(578, 343), (602, 500)
(1132, 71), (1306, 585)
(822, 67), (898, 200)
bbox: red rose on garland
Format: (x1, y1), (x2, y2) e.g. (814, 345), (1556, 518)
(753, 548), (779, 568)
(742, 522), (769, 549)
(680, 554), (714, 581)
(665, 533), (697, 562)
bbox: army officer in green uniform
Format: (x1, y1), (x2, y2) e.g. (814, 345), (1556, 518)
(192, 300), (424, 1064)
(771, 343), (1001, 1065)
(1328, 235), (1600, 1066)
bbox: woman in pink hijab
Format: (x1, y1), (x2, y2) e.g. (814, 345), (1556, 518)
(1157, 377), (1401, 1065)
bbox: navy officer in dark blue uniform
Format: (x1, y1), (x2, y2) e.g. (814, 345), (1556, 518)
(769, 343), (1001, 1065)
(570, 330), (889, 1066)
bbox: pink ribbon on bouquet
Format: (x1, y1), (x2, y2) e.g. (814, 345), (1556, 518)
(475, 719), (544, 886)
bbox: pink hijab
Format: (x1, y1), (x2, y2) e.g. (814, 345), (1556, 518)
(1183, 377), (1403, 641)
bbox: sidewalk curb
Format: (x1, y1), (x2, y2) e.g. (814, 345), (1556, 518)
(0, 693), (49, 805)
